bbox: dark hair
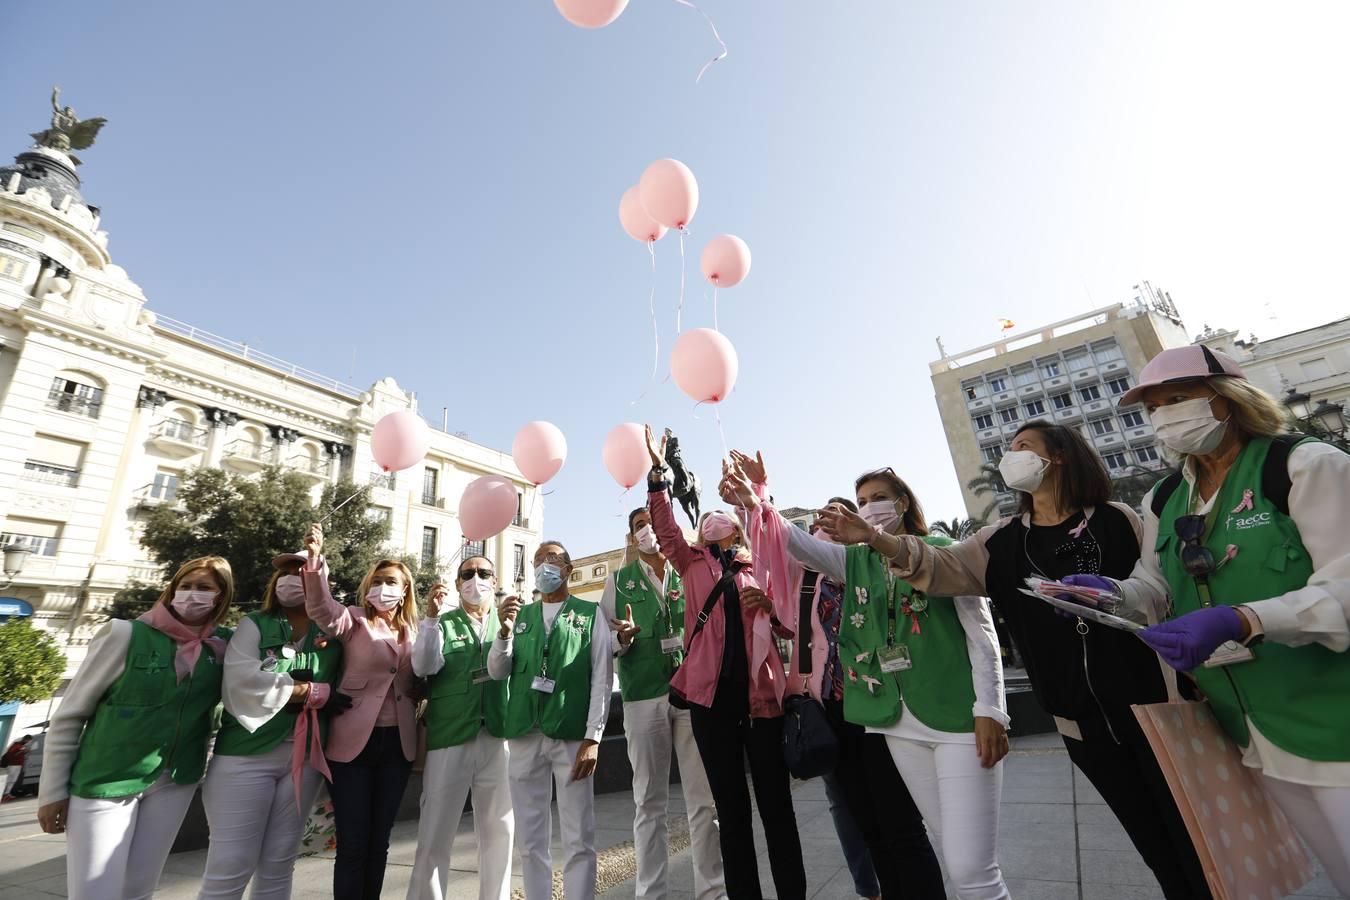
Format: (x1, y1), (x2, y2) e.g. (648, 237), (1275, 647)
(1010, 420), (1111, 515)
(853, 469), (929, 536)
(538, 540), (572, 566)
(826, 496), (859, 513)
(627, 507), (649, 534)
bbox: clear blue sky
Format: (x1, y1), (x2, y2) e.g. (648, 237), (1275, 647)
(4, 1), (1347, 556)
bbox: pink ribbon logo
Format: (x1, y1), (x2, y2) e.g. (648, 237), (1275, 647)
(1231, 489), (1254, 514)
(1069, 519), (1089, 539)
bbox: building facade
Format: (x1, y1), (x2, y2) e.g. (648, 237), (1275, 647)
(1195, 316), (1350, 421)
(0, 134), (542, 729)
(930, 288), (1190, 521)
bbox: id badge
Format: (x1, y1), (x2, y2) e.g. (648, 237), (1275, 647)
(661, 636), (683, 654)
(261, 654), (279, 672)
(531, 675), (556, 694)
(877, 645), (912, 673)
(471, 667), (491, 685)
(1202, 640), (1256, 668)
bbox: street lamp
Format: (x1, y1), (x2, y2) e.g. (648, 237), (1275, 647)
(1283, 388), (1313, 421)
(0, 543), (32, 589)
(1313, 401), (1348, 445)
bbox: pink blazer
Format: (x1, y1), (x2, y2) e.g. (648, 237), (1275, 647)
(650, 485), (787, 718)
(302, 571), (418, 763)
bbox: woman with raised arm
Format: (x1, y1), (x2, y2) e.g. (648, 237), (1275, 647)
(726, 456), (1008, 900)
(644, 425), (804, 900)
(819, 420), (1212, 900)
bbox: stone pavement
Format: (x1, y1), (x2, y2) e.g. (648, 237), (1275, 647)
(1, 734), (1338, 899)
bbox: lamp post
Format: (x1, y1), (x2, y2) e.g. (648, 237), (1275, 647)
(1283, 389), (1350, 451)
(0, 544), (32, 589)
(1283, 388), (1313, 421)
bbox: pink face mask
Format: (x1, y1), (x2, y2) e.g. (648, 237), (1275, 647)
(171, 589), (218, 622)
(701, 512), (736, 542)
(366, 584), (402, 612)
(275, 575), (305, 608)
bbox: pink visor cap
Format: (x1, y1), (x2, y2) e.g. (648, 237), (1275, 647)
(1120, 345), (1246, 406)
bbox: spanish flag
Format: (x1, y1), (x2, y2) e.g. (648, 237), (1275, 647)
(998, 319), (1015, 332)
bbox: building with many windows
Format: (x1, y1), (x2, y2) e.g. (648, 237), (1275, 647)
(929, 287), (1190, 520)
(0, 125), (542, 730)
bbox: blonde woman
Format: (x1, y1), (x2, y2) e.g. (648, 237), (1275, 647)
(37, 556), (235, 900)
(297, 524), (420, 900)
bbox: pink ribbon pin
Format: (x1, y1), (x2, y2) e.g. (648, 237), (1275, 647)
(1232, 489), (1254, 514)
(1069, 519), (1089, 539)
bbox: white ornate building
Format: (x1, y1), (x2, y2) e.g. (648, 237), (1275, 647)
(0, 133), (542, 728)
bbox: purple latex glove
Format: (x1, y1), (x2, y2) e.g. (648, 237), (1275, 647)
(1138, 606), (1245, 671)
(1050, 574), (1117, 618)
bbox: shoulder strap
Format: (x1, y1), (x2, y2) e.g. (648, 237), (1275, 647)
(686, 566), (741, 650)
(1149, 471), (1184, 519)
(798, 571), (819, 675)
(1262, 433), (1314, 516)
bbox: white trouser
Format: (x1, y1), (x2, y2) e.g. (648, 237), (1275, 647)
(1259, 774), (1350, 896)
(508, 731), (597, 900)
(65, 771), (198, 900)
(198, 741), (325, 899)
(3, 765), (20, 794)
(886, 736), (1009, 900)
(407, 730), (514, 900)
(623, 697), (726, 900)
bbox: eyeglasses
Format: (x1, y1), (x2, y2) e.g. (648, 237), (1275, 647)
(536, 552), (566, 565)
(856, 466), (897, 487)
(1174, 515), (1217, 579)
(458, 567), (494, 581)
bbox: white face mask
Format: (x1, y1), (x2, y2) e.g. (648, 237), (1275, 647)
(1150, 396), (1229, 455)
(998, 450), (1050, 493)
(172, 589), (217, 621)
(859, 500), (901, 532)
(274, 575), (305, 607)
(458, 576), (493, 607)
(366, 584), (402, 612)
(634, 524), (660, 555)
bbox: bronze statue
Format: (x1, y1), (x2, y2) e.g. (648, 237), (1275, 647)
(30, 87), (106, 165)
(663, 427), (702, 529)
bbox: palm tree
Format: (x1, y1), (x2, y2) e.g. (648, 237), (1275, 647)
(929, 517), (985, 540)
(965, 462), (1006, 521)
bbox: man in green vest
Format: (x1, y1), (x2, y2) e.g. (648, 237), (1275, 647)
(407, 556), (512, 900)
(488, 541), (613, 900)
(601, 508), (726, 900)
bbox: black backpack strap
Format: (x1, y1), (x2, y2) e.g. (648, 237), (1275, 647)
(797, 570), (819, 675)
(1262, 433), (1315, 516)
(1149, 471), (1184, 519)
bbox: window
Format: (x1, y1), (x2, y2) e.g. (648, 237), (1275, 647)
(22, 434), (84, 487)
(1013, 367), (1038, 387)
(981, 445), (1004, 464)
(1136, 445), (1161, 464)
(1103, 452), (1128, 470)
(1093, 344), (1123, 365)
(1024, 400), (1046, 417)
(1121, 410), (1145, 428)
(461, 539), (486, 561)
(513, 493), (524, 527)
(964, 386), (980, 401)
(48, 375), (104, 419)
(593, 565), (606, 578)
(1107, 377), (1130, 395)
(22, 460), (78, 487)
(422, 467), (439, 506)
(1051, 393), (1073, 410)
(0, 254), (29, 282)
(1079, 385), (1102, 402)
(0, 518), (60, 556)
(366, 506), (392, 527)
(999, 407), (1019, 424)
(1066, 353), (1094, 372)
(973, 413), (994, 430)
(421, 526), (437, 566)
(1090, 418), (1115, 436)
(1300, 358), (1332, 382)
(570, 571), (583, 583)
(150, 470), (180, 502)
(1042, 361), (1062, 378)
(988, 377), (1008, 393)
(513, 544), (526, 582)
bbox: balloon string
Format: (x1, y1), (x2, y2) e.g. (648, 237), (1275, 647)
(630, 241), (661, 406)
(713, 285), (719, 332)
(319, 485), (368, 526)
(672, 0), (728, 83)
(714, 406), (729, 461)
(676, 228), (687, 334)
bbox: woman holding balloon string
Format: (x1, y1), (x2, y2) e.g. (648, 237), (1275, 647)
(643, 425), (806, 900)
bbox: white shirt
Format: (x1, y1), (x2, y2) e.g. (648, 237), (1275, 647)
(1117, 440), (1350, 786)
(600, 558), (675, 658)
(220, 616), (297, 733)
(487, 598), (613, 744)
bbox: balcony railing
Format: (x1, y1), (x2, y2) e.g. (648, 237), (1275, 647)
(288, 456), (332, 477)
(152, 418), (209, 447)
(22, 461), (79, 487)
(0, 532), (58, 557)
(46, 389), (101, 419)
(135, 483), (180, 507)
(224, 440), (271, 461)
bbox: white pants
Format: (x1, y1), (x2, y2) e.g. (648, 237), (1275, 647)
(508, 731), (597, 900)
(623, 697), (725, 900)
(1259, 774), (1350, 896)
(198, 742), (325, 899)
(886, 736), (1009, 900)
(3, 765), (20, 794)
(407, 731), (514, 900)
(65, 771), (198, 900)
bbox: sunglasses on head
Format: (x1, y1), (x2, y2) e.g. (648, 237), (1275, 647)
(1173, 515), (1217, 579)
(856, 466), (898, 486)
(458, 567), (494, 581)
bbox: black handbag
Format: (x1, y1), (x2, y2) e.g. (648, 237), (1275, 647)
(781, 570), (838, 779)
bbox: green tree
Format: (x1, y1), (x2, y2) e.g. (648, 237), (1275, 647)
(0, 619), (66, 704)
(930, 517), (985, 541)
(1110, 464), (1174, 514)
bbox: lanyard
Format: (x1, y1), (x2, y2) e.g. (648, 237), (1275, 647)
(883, 562), (899, 649)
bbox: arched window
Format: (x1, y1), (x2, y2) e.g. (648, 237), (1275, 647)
(48, 370), (106, 419)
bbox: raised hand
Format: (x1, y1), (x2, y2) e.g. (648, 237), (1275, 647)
(644, 424), (667, 469)
(425, 583), (450, 618)
(610, 603), (642, 647)
(497, 594), (522, 638)
(815, 504), (875, 546)
(302, 523), (324, 573)
(719, 460), (755, 508)
(729, 449), (767, 485)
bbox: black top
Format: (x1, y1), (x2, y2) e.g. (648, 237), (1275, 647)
(711, 546), (750, 719)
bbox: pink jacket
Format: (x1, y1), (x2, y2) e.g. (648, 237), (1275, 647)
(651, 484), (787, 718)
(302, 571), (418, 763)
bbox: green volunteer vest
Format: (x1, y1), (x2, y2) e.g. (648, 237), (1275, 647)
(214, 611), (344, 757)
(613, 560), (685, 702)
(501, 597), (596, 741)
(838, 539), (977, 733)
(1155, 436), (1350, 760)
(424, 607), (508, 749)
(69, 620), (231, 799)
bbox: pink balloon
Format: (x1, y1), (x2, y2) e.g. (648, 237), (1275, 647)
(554, 0), (628, 28)
(602, 423), (649, 489)
(639, 159), (699, 230)
(459, 475), (519, 541)
(700, 234), (752, 288)
(619, 185), (668, 243)
(512, 421), (568, 485)
(671, 328), (738, 403)
(371, 411), (430, 472)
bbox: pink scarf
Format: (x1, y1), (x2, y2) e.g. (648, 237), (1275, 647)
(137, 603), (227, 682)
(291, 685), (333, 811)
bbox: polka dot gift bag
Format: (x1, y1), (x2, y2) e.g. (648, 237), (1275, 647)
(1133, 695), (1316, 899)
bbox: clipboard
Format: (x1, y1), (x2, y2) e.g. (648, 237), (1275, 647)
(1017, 588), (1145, 632)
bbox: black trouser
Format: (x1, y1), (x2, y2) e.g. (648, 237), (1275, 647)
(690, 705), (806, 900)
(327, 726), (413, 900)
(1065, 711), (1213, 900)
(824, 699), (947, 900)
